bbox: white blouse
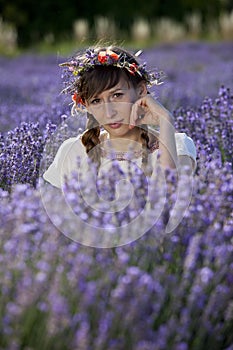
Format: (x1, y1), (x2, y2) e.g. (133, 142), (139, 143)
(43, 132), (197, 189)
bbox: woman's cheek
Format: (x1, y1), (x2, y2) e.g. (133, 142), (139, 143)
(88, 108), (102, 124)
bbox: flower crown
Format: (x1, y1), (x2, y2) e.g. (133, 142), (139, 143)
(59, 47), (164, 105)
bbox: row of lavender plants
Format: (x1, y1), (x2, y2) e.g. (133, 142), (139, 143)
(0, 42), (233, 349)
(1, 41), (233, 133)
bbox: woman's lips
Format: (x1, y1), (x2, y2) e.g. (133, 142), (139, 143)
(107, 120), (124, 129)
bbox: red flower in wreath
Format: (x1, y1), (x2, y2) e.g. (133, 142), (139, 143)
(98, 49), (119, 64)
(106, 49), (119, 61)
(128, 63), (138, 75)
(98, 51), (108, 64)
(72, 93), (84, 105)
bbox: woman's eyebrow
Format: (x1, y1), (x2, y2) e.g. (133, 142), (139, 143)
(90, 95), (99, 100)
(109, 87), (128, 93)
(90, 86), (128, 99)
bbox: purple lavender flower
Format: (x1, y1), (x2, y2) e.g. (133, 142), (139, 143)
(0, 42), (233, 349)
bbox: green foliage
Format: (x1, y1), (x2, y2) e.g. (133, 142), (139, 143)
(0, 0), (231, 46)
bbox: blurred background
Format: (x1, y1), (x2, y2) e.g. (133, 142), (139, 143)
(0, 0), (232, 54)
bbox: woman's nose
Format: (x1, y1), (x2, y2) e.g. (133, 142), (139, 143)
(104, 102), (117, 119)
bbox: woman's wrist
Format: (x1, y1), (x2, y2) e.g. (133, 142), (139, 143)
(150, 110), (174, 128)
(147, 97), (174, 126)
(159, 112), (175, 126)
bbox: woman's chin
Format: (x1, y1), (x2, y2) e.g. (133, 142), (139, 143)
(106, 124), (132, 135)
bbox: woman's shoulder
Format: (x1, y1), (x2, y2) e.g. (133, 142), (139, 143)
(174, 132), (196, 153)
(175, 132), (193, 140)
(55, 135), (86, 158)
(60, 134), (84, 148)
(61, 134), (83, 145)
(148, 129), (195, 147)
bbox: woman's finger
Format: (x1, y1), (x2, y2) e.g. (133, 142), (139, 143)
(129, 102), (139, 128)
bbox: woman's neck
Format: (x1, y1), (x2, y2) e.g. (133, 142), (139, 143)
(101, 128), (142, 152)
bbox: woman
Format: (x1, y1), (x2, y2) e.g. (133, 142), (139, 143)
(43, 45), (196, 188)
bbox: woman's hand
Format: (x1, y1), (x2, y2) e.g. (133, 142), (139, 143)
(129, 94), (178, 169)
(129, 94), (173, 129)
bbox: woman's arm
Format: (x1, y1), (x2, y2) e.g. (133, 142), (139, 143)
(157, 111), (177, 169)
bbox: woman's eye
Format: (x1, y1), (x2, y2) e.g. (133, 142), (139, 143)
(90, 98), (101, 105)
(113, 92), (123, 99)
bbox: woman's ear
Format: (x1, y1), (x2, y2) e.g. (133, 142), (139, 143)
(137, 81), (147, 97)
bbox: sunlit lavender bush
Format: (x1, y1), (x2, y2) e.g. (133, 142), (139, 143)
(0, 161), (232, 349)
(0, 42), (233, 349)
(0, 42), (232, 133)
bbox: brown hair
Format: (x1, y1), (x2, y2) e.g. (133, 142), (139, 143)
(77, 46), (157, 176)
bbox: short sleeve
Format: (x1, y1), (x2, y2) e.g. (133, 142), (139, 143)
(175, 133), (197, 170)
(43, 136), (85, 188)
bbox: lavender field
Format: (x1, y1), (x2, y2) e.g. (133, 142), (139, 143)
(0, 42), (233, 349)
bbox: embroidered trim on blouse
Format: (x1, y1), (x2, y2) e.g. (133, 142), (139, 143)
(100, 141), (159, 161)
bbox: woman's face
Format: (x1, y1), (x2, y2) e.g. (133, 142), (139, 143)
(86, 76), (146, 138)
